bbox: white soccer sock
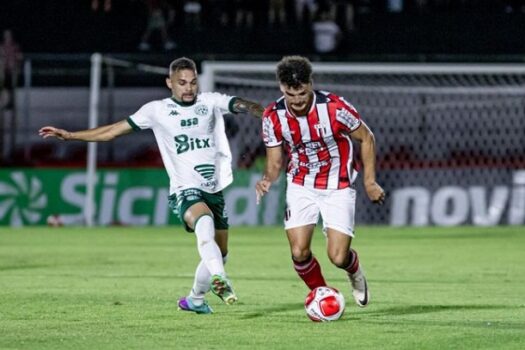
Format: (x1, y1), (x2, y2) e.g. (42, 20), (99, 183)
(194, 215), (225, 277)
(190, 255), (228, 305)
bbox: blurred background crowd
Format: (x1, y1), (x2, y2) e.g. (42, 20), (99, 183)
(2, 0), (525, 56)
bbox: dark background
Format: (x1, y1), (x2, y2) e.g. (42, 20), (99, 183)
(2, 0), (525, 59)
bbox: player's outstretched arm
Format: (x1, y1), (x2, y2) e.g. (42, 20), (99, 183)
(255, 146), (283, 204)
(39, 120), (133, 142)
(350, 122), (386, 205)
(232, 97), (264, 118)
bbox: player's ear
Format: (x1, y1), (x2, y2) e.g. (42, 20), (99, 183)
(165, 77), (172, 89)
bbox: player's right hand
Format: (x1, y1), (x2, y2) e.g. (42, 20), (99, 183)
(255, 179), (272, 205)
(365, 181), (386, 205)
(39, 126), (70, 141)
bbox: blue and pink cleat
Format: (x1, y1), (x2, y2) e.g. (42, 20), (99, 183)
(178, 297), (213, 314)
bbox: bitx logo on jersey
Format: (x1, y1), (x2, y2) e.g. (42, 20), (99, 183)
(174, 134), (211, 154)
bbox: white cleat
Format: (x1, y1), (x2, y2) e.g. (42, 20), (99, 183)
(349, 266), (370, 307)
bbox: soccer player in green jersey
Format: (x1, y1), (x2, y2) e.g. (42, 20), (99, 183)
(39, 57), (264, 314)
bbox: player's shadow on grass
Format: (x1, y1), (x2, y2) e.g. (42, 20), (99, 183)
(240, 304), (503, 319)
(361, 304), (515, 317)
(0, 264), (51, 271)
(240, 303), (304, 319)
(356, 304), (525, 330)
(240, 303), (354, 323)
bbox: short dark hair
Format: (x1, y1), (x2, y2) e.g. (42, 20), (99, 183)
(276, 56), (312, 88)
(169, 57), (197, 74)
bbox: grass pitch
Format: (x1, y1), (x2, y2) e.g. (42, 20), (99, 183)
(1, 226), (524, 350)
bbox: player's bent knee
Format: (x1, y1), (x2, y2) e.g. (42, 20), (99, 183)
(194, 215), (215, 242)
(291, 249), (312, 263)
(328, 253), (348, 268)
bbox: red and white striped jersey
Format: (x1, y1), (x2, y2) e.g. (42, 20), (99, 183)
(262, 90), (362, 189)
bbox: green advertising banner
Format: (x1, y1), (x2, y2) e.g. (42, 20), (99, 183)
(0, 169), (285, 226)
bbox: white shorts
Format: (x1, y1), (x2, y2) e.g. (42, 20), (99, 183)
(284, 182), (356, 237)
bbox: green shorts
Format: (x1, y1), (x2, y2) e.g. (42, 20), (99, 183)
(168, 188), (229, 233)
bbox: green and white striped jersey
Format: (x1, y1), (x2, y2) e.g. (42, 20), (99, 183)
(127, 92), (237, 196)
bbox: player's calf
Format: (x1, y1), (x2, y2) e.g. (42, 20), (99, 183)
(342, 249), (370, 307)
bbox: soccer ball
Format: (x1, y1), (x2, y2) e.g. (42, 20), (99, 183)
(304, 286), (345, 322)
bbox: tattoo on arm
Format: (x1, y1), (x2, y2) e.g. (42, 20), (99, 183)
(233, 98), (264, 118)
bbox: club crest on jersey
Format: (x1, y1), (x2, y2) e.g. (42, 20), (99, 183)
(194, 104), (208, 116)
(336, 108), (360, 130)
(314, 123), (327, 137)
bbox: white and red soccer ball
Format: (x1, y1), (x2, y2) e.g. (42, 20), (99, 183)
(304, 286), (345, 322)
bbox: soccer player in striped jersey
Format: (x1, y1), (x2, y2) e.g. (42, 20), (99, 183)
(39, 57), (264, 314)
(255, 56), (385, 308)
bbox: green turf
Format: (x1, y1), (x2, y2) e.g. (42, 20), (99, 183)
(0, 226), (524, 350)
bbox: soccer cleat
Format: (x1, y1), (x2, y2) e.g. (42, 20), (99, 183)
(210, 274), (238, 305)
(348, 266), (370, 307)
(178, 297), (213, 314)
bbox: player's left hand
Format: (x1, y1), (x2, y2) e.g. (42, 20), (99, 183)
(365, 181), (386, 205)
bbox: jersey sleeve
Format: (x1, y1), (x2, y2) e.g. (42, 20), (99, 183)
(203, 92), (237, 114)
(127, 101), (157, 131)
(334, 97), (362, 133)
(262, 112), (282, 147)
